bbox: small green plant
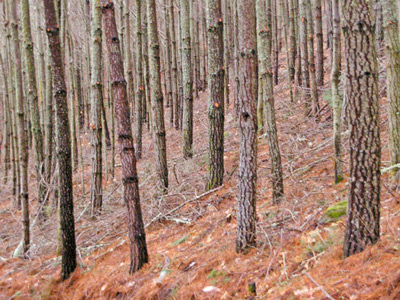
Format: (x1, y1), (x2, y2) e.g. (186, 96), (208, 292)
(171, 235), (189, 246)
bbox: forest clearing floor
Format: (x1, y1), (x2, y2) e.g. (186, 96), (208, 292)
(1, 58), (400, 299)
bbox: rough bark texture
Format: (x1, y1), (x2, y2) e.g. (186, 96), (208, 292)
(147, 0), (169, 191)
(315, 0), (324, 86)
(299, 0), (311, 117)
(331, 0), (343, 183)
(206, 0), (225, 190)
(168, 0), (179, 131)
(89, 0), (103, 215)
(43, 0), (77, 280)
(306, 0), (319, 120)
(180, 0), (194, 158)
(382, 0), (400, 178)
(257, 0), (284, 204)
(288, 0), (297, 84)
(135, 0), (143, 160)
(236, 0), (258, 253)
(22, 0), (46, 218)
(342, 0), (381, 257)
(9, 0), (30, 256)
(101, 0), (148, 273)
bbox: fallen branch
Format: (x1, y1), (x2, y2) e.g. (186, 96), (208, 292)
(145, 185), (224, 229)
(305, 272), (336, 300)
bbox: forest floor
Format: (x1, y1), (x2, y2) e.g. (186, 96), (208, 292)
(1, 56), (400, 300)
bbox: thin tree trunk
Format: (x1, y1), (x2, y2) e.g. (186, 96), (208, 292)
(135, 0), (144, 159)
(331, 0), (343, 183)
(299, 0), (312, 117)
(89, 0), (103, 215)
(9, 0), (30, 255)
(147, 0), (169, 191)
(43, 0), (77, 280)
(258, 0), (285, 204)
(315, 0), (324, 87)
(206, 0), (224, 190)
(382, 0), (400, 179)
(180, 0), (194, 158)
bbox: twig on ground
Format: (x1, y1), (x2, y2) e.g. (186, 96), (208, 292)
(305, 272), (336, 300)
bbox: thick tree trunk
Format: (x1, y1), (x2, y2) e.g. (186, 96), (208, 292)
(43, 0), (77, 280)
(147, 0), (169, 191)
(89, 0), (103, 215)
(236, 0), (258, 253)
(342, 0), (381, 257)
(180, 0), (194, 158)
(101, 0), (148, 273)
(382, 0), (400, 178)
(206, 0), (225, 190)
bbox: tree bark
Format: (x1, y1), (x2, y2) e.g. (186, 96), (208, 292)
(135, 0), (144, 159)
(382, 0), (400, 178)
(9, 0), (30, 255)
(342, 0), (381, 257)
(89, 0), (103, 215)
(147, 0), (169, 191)
(257, 0), (284, 204)
(101, 0), (148, 273)
(236, 0), (258, 253)
(331, 0), (343, 183)
(43, 0), (77, 280)
(206, 0), (225, 190)
(180, 0), (194, 158)
(315, 0), (324, 87)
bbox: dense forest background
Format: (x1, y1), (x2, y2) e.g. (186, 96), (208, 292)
(0, 0), (400, 299)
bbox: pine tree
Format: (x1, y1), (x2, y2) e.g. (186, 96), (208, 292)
(180, 0), (194, 158)
(147, 0), (169, 191)
(206, 0), (225, 190)
(43, 0), (77, 280)
(236, 0), (258, 253)
(342, 0), (381, 257)
(382, 0), (400, 178)
(101, 0), (148, 273)
(257, 0), (284, 204)
(89, 0), (103, 215)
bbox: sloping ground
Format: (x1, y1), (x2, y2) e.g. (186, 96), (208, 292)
(1, 63), (400, 300)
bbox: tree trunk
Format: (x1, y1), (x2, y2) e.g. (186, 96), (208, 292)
(331, 0), (343, 183)
(306, 0), (320, 120)
(9, 0), (30, 256)
(135, 0), (144, 159)
(382, 0), (400, 178)
(206, 0), (225, 190)
(101, 0), (148, 273)
(22, 0), (46, 218)
(236, 0), (258, 253)
(147, 0), (169, 191)
(299, 0), (312, 117)
(342, 0), (381, 257)
(89, 0), (103, 215)
(43, 0), (77, 280)
(315, 0), (324, 87)
(180, 0), (194, 158)
(257, 0), (285, 204)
